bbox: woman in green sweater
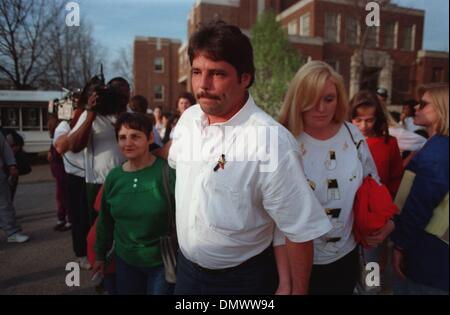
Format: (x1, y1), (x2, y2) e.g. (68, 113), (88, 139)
(93, 112), (175, 295)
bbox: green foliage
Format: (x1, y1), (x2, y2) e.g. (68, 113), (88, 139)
(250, 11), (305, 118)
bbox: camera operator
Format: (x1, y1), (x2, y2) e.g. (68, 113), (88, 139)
(67, 77), (129, 225)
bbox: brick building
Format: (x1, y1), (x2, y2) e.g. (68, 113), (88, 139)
(134, 0), (448, 109)
(133, 37), (182, 111)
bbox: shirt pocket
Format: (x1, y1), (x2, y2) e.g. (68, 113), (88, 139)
(205, 181), (250, 235)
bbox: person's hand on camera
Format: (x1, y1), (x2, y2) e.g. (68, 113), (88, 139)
(86, 92), (98, 111)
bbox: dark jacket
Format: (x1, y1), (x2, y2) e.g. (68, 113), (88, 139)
(391, 135), (449, 291)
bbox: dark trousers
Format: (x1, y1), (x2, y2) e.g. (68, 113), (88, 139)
(174, 247), (278, 295)
(67, 174), (90, 257)
(309, 246), (359, 295)
(115, 255), (173, 295)
(86, 183), (101, 226)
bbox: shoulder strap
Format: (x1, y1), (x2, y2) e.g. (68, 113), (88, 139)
(343, 122), (363, 150)
(161, 161), (175, 231)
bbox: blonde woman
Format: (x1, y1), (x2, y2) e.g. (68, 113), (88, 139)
(279, 61), (384, 294)
(391, 83), (449, 295)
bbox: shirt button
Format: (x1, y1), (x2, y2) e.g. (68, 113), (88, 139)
(134, 178), (138, 182)
(133, 184), (137, 188)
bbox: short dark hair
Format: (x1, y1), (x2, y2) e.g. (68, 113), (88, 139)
(178, 92), (196, 106)
(130, 95), (149, 114)
(350, 90), (390, 143)
(115, 112), (154, 140)
(188, 20), (255, 88)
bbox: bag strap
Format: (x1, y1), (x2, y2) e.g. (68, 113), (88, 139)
(161, 162), (176, 231)
(343, 122), (363, 151)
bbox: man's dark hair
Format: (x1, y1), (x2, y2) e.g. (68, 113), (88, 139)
(115, 112), (154, 140)
(178, 92), (196, 106)
(188, 20), (255, 88)
(130, 95), (149, 114)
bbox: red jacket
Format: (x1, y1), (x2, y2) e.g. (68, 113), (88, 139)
(366, 136), (403, 198)
(353, 176), (399, 248)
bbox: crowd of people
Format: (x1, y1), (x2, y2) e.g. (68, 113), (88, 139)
(0, 20), (448, 295)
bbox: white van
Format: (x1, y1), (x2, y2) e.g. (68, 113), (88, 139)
(0, 90), (66, 153)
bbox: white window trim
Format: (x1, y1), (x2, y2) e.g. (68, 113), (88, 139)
(411, 24), (416, 51)
(288, 20), (297, 35)
(394, 22), (399, 49)
(154, 57), (164, 73)
(299, 13), (310, 36)
(336, 14), (341, 43)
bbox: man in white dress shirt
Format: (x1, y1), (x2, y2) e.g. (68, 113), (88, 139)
(167, 20), (331, 295)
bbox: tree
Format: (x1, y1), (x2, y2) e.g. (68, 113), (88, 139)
(0, 0), (106, 91)
(250, 10), (304, 117)
(0, 0), (64, 89)
(111, 45), (133, 89)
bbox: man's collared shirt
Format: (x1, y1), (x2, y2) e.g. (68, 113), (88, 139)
(169, 95), (332, 269)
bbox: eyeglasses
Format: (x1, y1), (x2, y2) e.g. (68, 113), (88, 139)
(418, 100), (430, 110)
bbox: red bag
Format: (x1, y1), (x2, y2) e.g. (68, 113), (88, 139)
(353, 176), (399, 248)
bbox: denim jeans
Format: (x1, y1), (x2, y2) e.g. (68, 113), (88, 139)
(174, 247), (278, 295)
(115, 255), (173, 295)
(0, 175), (21, 236)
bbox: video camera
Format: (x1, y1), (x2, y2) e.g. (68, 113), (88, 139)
(48, 89), (79, 121)
(85, 65), (122, 115)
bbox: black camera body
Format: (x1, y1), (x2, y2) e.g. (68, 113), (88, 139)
(85, 66), (123, 116)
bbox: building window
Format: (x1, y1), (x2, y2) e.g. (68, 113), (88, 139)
(22, 107), (40, 131)
(0, 108), (19, 129)
(366, 25), (378, 48)
(154, 85), (164, 101)
(431, 67), (444, 82)
(325, 13), (338, 42)
(345, 16), (358, 45)
(154, 57), (164, 72)
(299, 13), (310, 36)
(402, 25), (415, 51)
(288, 21), (297, 35)
(384, 22), (396, 49)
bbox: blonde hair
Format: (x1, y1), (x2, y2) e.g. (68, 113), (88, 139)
(279, 61), (348, 137)
(418, 83), (449, 136)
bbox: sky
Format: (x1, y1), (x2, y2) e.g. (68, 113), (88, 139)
(77, 0), (449, 73)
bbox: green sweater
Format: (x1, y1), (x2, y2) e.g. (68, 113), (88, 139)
(95, 157), (175, 268)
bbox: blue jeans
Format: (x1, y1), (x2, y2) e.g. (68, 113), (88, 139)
(115, 255), (174, 295)
(174, 247), (278, 295)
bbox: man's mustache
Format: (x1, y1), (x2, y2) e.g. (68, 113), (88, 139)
(196, 92), (221, 100)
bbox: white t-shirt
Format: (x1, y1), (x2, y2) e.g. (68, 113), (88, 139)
(168, 95), (332, 269)
(403, 117), (426, 134)
(297, 123), (379, 265)
(53, 121), (85, 177)
(389, 126), (426, 153)
(70, 111), (124, 184)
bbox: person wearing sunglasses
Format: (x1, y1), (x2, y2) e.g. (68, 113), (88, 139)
(390, 83), (449, 295)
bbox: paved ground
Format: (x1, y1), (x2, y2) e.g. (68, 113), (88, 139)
(0, 164), (96, 295)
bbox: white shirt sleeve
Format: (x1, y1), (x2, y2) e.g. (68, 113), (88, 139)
(389, 127), (427, 152)
(69, 110), (87, 134)
(272, 226), (286, 247)
(261, 150), (332, 243)
(53, 121), (70, 145)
